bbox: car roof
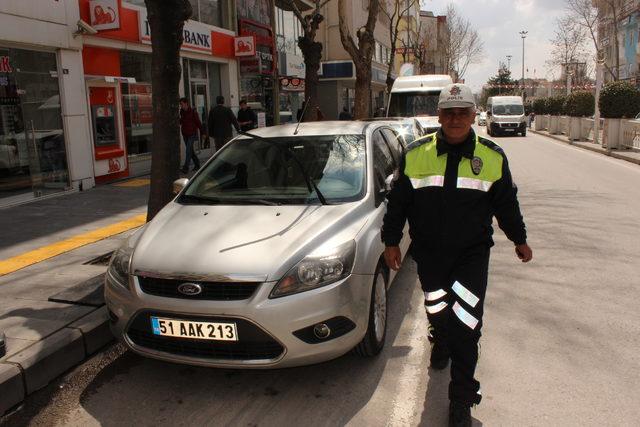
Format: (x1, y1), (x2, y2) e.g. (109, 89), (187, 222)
(391, 75), (453, 93)
(237, 121), (379, 138)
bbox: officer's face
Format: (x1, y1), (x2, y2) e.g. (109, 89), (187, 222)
(438, 107), (475, 143)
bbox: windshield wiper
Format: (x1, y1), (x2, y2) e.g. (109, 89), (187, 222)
(179, 194), (222, 205)
(238, 131), (328, 205)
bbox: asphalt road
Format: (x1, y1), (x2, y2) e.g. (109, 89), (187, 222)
(3, 127), (640, 426)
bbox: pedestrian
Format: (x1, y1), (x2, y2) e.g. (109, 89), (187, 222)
(179, 97), (205, 174)
(528, 111), (535, 129)
(237, 99), (258, 131)
(339, 107), (352, 120)
(382, 83), (532, 427)
(207, 95), (240, 152)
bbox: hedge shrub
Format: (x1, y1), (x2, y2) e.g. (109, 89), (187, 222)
(532, 98), (547, 115)
(564, 91), (595, 117)
(598, 81), (640, 118)
(547, 96), (567, 116)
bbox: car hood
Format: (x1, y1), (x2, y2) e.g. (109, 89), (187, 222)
(131, 201), (368, 282)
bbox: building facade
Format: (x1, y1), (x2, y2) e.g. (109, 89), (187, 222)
(0, 0), (241, 207)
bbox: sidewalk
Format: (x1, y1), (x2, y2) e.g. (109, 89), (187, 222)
(530, 128), (640, 166)
(0, 176), (151, 415)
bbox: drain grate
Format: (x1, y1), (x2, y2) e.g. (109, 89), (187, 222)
(84, 251), (114, 266)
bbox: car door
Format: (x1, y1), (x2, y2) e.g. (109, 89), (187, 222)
(380, 128), (412, 260)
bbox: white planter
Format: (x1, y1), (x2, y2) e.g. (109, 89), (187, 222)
(568, 117), (582, 140)
(603, 118), (622, 149)
(534, 115), (545, 131)
(549, 116), (560, 134)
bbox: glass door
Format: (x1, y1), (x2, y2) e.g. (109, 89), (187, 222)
(190, 81), (209, 150)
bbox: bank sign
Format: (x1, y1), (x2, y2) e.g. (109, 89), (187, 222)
(139, 10), (212, 54)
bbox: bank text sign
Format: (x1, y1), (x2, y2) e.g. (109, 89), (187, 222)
(139, 10), (212, 54)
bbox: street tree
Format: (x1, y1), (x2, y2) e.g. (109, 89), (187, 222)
(338, 0), (380, 119)
(443, 4), (484, 81)
(480, 64), (517, 107)
(285, 0), (332, 122)
(409, 21), (431, 74)
(145, 0), (192, 221)
(546, 15), (591, 87)
(566, 0), (620, 81)
(380, 0), (419, 94)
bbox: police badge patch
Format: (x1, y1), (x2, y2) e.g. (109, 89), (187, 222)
(471, 156), (483, 175)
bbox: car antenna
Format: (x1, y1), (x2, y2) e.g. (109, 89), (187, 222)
(238, 130), (328, 205)
(293, 97), (310, 136)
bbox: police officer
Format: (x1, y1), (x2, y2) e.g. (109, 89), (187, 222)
(382, 83), (532, 426)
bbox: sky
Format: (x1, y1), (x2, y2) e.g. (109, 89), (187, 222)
(419, 0), (587, 93)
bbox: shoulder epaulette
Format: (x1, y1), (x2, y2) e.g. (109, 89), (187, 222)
(477, 135), (504, 155)
(406, 133), (436, 151)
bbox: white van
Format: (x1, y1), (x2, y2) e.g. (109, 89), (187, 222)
(486, 96), (527, 137)
(386, 74), (453, 134)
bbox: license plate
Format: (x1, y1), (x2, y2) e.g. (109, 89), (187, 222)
(151, 317), (238, 341)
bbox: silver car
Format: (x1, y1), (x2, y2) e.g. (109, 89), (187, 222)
(105, 121), (410, 368)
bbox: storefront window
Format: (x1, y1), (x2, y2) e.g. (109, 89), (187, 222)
(200, 0), (223, 27)
(0, 48), (69, 203)
(237, 0), (272, 26)
(120, 52), (153, 156)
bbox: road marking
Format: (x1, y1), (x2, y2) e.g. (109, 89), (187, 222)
(113, 178), (150, 187)
(0, 214), (146, 276)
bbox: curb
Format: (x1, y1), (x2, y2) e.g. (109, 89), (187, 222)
(0, 306), (113, 415)
(530, 129), (640, 166)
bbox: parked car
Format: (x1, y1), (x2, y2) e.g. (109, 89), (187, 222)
(105, 121), (411, 368)
(365, 117), (426, 146)
(478, 112), (487, 126)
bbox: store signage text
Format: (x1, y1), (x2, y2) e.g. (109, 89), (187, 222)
(0, 56), (12, 73)
(140, 10), (212, 53)
(89, 0), (121, 31)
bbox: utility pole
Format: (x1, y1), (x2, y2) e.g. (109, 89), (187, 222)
(519, 30), (527, 98)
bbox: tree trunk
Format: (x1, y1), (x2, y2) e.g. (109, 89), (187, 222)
(355, 62), (373, 119)
(299, 37), (323, 122)
(145, 0), (191, 221)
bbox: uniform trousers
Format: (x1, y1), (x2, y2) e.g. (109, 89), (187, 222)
(415, 244), (490, 406)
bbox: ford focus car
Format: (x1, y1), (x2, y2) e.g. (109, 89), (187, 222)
(105, 121), (410, 368)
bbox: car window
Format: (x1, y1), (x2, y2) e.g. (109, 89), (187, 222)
(181, 134), (366, 204)
(372, 130), (396, 191)
(381, 128), (404, 161)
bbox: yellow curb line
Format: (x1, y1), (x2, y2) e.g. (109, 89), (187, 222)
(0, 214), (147, 276)
(113, 178), (151, 188)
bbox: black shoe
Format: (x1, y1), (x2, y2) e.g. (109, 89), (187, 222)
(180, 167), (188, 174)
(449, 401), (471, 427)
(430, 341), (450, 370)
(192, 165), (201, 171)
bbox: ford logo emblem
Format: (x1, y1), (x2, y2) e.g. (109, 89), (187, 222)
(177, 283), (202, 296)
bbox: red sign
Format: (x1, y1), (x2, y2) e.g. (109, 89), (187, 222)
(0, 56), (12, 73)
(234, 36), (256, 57)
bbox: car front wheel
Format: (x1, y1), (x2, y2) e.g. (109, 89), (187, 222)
(354, 263), (387, 357)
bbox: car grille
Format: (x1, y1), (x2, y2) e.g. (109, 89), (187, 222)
(138, 276), (260, 301)
(499, 123), (519, 128)
(126, 311), (284, 361)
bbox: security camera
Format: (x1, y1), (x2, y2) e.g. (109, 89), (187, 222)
(75, 19), (98, 36)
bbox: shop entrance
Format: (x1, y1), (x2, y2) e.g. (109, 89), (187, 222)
(190, 81), (209, 150)
(0, 48), (70, 205)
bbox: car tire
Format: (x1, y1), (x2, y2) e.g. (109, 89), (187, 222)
(354, 263), (387, 357)
(521, 129), (527, 137)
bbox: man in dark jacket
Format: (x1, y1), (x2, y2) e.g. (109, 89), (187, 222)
(179, 97), (205, 173)
(382, 83), (533, 427)
(237, 99), (258, 131)
(207, 95), (240, 151)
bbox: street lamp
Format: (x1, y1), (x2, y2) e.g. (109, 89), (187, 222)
(519, 30), (528, 98)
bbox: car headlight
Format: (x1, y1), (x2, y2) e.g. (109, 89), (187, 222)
(270, 240), (356, 298)
(106, 245), (133, 290)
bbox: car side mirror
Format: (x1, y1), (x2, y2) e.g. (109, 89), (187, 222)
(173, 178), (189, 194)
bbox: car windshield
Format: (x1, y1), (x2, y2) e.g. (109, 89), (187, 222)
(492, 104), (524, 115)
(388, 91), (440, 117)
(180, 134), (366, 205)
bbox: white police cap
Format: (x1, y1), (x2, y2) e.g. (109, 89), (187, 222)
(438, 83), (475, 109)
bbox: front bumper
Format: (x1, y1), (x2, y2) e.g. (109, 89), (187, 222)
(105, 272), (372, 368)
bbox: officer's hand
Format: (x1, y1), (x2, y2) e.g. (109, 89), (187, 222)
(384, 246), (402, 271)
(515, 243), (533, 263)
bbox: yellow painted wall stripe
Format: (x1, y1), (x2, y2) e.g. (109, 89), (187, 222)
(0, 214), (147, 276)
